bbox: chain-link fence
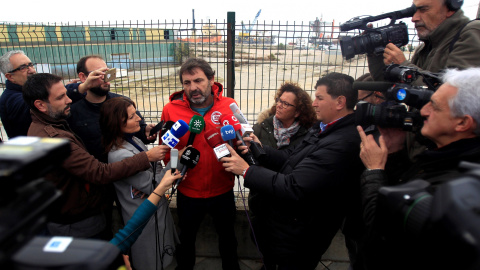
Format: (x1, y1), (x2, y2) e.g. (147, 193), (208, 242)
(0, 15), (421, 139)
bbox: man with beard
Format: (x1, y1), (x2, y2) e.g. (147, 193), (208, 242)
(161, 58), (240, 270)
(22, 73), (171, 239)
(367, 0), (480, 82)
(0, 50), (106, 139)
(68, 55), (156, 163)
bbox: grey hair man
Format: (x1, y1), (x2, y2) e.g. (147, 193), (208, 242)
(0, 50), (37, 138)
(358, 67), (480, 269)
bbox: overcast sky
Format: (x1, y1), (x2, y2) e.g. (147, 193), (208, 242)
(2, 0), (478, 25)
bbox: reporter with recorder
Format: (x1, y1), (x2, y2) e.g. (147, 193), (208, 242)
(100, 97), (179, 270)
(160, 58), (240, 270)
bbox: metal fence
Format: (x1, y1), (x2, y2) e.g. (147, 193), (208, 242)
(0, 14), (421, 143)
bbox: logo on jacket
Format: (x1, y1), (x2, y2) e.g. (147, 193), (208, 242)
(211, 111), (222, 125)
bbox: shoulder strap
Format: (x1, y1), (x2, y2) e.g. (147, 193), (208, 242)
(449, 19), (480, 53)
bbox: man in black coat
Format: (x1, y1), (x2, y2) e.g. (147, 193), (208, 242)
(222, 72), (364, 269)
(357, 67), (480, 270)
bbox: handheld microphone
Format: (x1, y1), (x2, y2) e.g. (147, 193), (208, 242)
(160, 121), (174, 137)
(221, 114), (257, 165)
(220, 125), (236, 147)
(170, 148), (178, 175)
(179, 147), (200, 177)
(161, 119), (189, 148)
(229, 103), (253, 135)
(186, 115), (205, 146)
(171, 147), (200, 196)
(220, 114), (246, 144)
(204, 129), (231, 160)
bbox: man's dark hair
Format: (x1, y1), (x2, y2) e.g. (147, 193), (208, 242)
(23, 73), (63, 111)
(315, 72), (357, 110)
(179, 57), (215, 83)
(76, 55), (104, 75)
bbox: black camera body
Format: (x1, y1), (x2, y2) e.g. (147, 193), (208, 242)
(354, 64), (440, 131)
(340, 23), (409, 60)
(339, 5), (416, 60)
(376, 162), (480, 270)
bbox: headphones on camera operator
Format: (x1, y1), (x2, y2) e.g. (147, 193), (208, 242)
(445, 0), (463, 11)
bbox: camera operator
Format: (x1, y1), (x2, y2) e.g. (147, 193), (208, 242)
(368, 0), (480, 83)
(357, 67), (480, 269)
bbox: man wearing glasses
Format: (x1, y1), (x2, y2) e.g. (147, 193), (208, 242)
(0, 50), (37, 138)
(68, 55), (156, 163)
(0, 50), (101, 139)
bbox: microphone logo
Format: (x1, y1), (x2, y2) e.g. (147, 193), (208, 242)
(193, 119), (203, 128)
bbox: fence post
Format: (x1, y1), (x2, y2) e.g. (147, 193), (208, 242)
(226, 12), (235, 99)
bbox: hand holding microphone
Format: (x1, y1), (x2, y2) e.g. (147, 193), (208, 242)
(170, 146), (200, 196)
(220, 143), (250, 176)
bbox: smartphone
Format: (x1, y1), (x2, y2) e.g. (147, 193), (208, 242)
(104, 68), (117, 82)
(149, 120), (164, 137)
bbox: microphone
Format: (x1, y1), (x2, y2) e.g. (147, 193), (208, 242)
(229, 103), (253, 135)
(179, 147), (200, 177)
(186, 115), (205, 146)
(160, 121), (174, 137)
(220, 125), (236, 147)
(171, 146), (200, 196)
(352, 81), (394, 92)
(161, 119), (189, 148)
(221, 114), (257, 165)
(170, 148), (178, 175)
(204, 129), (231, 160)
(220, 114), (246, 144)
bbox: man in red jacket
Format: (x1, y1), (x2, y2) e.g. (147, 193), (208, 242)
(161, 58), (240, 270)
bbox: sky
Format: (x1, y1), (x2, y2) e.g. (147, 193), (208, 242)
(2, 0), (479, 25)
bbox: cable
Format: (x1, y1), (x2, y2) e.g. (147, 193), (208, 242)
(235, 175), (266, 269)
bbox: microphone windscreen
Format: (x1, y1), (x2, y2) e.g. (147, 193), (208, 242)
(353, 81), (394, 92)
(170, 149), (178, 168)
(189, 115), (205, 134)
(170, 119), (189, 138)
(180, 147), (201, 169)
(204, 129), (223, 148)
(220, 125), (236, 141)
(229, 103), (249, 124)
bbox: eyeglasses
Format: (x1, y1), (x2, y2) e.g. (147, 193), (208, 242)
(8, 62), (36, 73)
(276, 97), (296, 108)
(358, 92), (374, 102)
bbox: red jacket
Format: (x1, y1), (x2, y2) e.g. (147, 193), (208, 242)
(161, 82), (236, 198)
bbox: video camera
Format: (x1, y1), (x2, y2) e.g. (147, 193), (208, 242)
(376, 161), (480, 270)
(354, 64), (441, 131)
(0, 137), (120, 270)
(339, 5), (416, 60)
